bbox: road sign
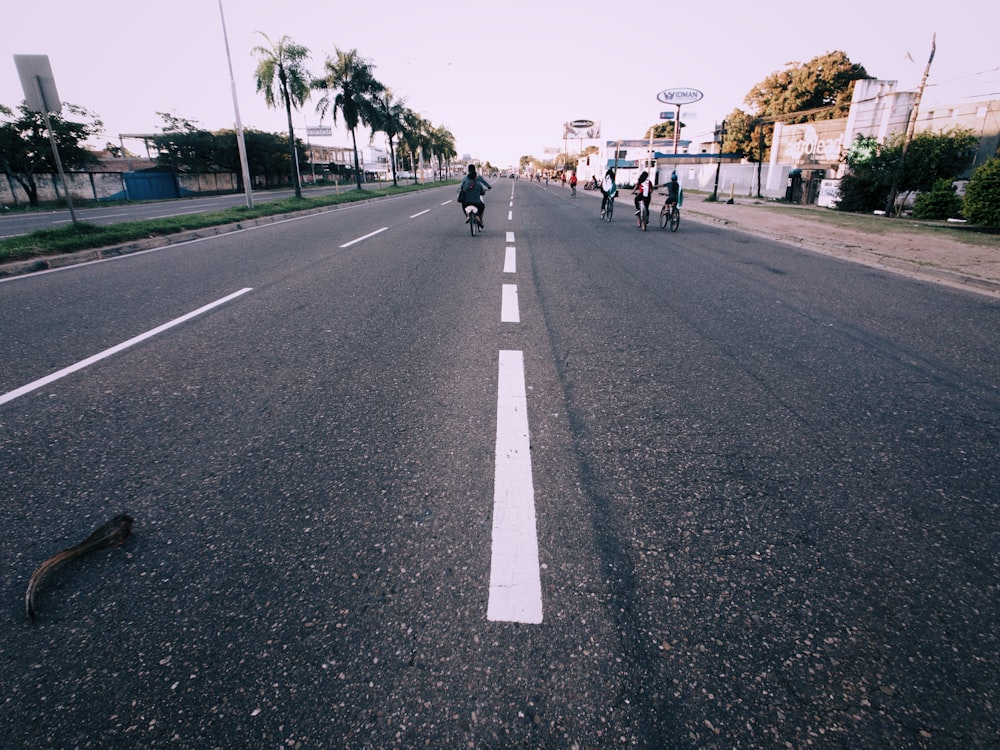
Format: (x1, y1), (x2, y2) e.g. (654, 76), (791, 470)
(656, 88), (703, 105)
(14, 54), (62, 114)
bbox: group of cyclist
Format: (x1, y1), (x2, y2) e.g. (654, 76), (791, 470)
(598, 168), (680, 227)
(458, 163), (681, 233)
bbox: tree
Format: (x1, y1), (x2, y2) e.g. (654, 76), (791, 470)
(151, 112), (220, 173)
(963, 156), (1000, 227)
(644, 121), (679, 140)
(0, 102), (102, 206)
(150, 113), (304, 191)
(252, 33), (311, 198)
(399, 109), (431, 183)
(837, 129), (977, 213)
(837, 135), (896, 212)
(912, 178), (963, 220)
(729, 51), (871, 162)
(371, 89), (406, 186)
(313, 48), (383, 190)
(745, 51), (869, 121)
(428, 124), (457, 181)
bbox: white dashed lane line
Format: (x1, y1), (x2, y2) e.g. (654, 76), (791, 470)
(488, 349), (543, 624)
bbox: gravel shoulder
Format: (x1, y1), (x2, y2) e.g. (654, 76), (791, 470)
(675, 194), (1000, 297)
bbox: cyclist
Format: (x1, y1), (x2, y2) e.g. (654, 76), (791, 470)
(459, 165), (492, 228)
(569, 171), (578, 197)
(600, 168), (617, 215)
(663, 172), (680, 211)
(633, 170), (653, 222)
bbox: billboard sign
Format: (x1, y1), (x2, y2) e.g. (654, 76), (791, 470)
(656, 88), (703, 105)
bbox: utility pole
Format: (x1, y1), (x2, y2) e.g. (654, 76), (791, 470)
(218, 0), (254, 209)
(885, 33), (936, 216)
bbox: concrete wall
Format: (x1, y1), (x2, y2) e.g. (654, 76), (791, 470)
(1, 170), (239, 207)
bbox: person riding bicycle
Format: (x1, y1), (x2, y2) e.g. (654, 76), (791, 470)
(600, 168), (617, 214)
(459, 165), (492, 227)
(663, 172), (680, 209)
(633, 170), (653, 219)
(569, 171), (577, 195)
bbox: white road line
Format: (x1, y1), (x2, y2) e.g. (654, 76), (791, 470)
(504, 247), (516, 274)
(0, 287), (253, 407)
(488, 349), (542, 624)
(441, 200), (453, 205)
(506, 231), (515, 243)
(339, 227), (388, 247)
(501, 284), (520, 323)
(409, 209), (430, 218)
(507, 210), (513, 221)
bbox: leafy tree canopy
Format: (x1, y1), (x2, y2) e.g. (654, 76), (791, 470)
(726, 51), (870, 161)
(745, 51), (870, 120)
(0, 102), (102, 205)
(836, 128), (977, 213)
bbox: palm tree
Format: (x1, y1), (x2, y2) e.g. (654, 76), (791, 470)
(429, 125), (457, 181)
(313, 48), (383, 190)
(400, 109), (431, 184)
(252, 33), (311, 198)
(372, 89), (406, 187)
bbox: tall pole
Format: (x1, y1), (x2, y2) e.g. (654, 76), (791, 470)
(218, 0), (254, 209)
(32, 75), (77, 225)
(885, 33), (935, 216)
(672, 104), (681, 154)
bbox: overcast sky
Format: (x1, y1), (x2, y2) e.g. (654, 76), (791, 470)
(2, 0), (997, 167)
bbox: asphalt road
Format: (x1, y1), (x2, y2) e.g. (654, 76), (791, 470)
(0, 182), (378, 238)
(1, 180), (998, 748)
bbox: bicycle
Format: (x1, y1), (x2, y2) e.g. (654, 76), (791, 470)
(464, 204), (483, 236)
(570, 182), (577, 198)
(635, 200), (649, 231)
(600, 193), (615, 222)
(659, 201), (680, 232)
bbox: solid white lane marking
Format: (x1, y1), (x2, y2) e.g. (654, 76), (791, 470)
(409, 209), (430, 218)
(506, 231), (515, 243)
(0, 288), (253, 407)
(339, 227), (388, 247)
(501, 284), (519, 323)
(504, 247), (516, 274)
(488, 349), (542, 624)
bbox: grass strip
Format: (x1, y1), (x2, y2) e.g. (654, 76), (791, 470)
(0, 182), (456, 264)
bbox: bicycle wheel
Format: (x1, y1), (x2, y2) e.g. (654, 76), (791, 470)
(641, 204), (649, 231)
(669, 207), (680, 232)
(605, 197), (614, 222)
(469, 212), (477, 236)
(659, 204), (668, 229)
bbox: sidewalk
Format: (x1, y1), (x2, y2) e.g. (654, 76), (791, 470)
(668, 192), (1000, 297)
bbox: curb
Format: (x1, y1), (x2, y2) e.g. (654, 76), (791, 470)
(0, 192), (402, 280)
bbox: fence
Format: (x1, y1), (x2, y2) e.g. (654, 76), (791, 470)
(1, 171), (239, 207)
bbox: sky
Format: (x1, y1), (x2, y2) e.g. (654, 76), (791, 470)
(2, 0), (998, 168)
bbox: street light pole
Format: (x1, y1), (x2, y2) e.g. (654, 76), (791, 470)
(711, 119), (726, 201)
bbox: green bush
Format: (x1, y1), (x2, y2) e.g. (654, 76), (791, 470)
(964, 157), (1000, 227)
(912, 178), (964, 220)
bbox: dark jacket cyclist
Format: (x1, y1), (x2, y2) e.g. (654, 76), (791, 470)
(459, 165), (492, 226)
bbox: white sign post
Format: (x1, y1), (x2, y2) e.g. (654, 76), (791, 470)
(14, 54), (77, 223)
